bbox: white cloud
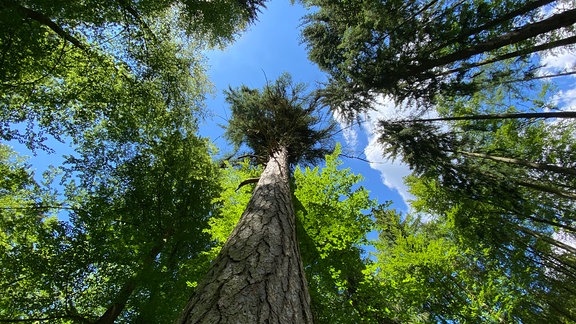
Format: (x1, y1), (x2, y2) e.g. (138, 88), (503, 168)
(534, 6), (576, 111)
(551, 88), (576, 111)
(333, 110), (359, 149)
(539, 50), (576, 74)
(358, 96), (420, 206)
(538, 47), (576, 112)
(536, 1), (576, 82)
(363, 134), (414, 204)
(330, 96), (417, 207)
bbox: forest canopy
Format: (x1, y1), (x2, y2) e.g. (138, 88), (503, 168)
(1, 0), (575, 323)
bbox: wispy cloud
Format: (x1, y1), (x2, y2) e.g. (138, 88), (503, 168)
(537, 37), (576, 112)
(551, 87), (576, 111)
(539, 50), (576, 74)
(333, 110), (359, 149)
(359, 96), (420, 206)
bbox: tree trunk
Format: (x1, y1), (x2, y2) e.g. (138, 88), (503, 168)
(399, 111), (576, 123)
(457, 151), (576, 176)
(178, 146), (313, 323)
(438, 35), (576, 78)
(429, 0), (556, 54)
(419, 8), (576, 72)
(96, 235), (168, 324)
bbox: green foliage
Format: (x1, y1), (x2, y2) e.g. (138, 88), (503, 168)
(206, 159), (262, 252)
(404, 174), (576, 323)
(0, 1), (270, 321)
(294, 145), (390, 323)
(0, 131), (222, 322)
(224, 72), (335, 165)
(0, 0), (267, 151)
(301, 0), (576, 114)
(370, 206), (558, 323)
(378, 77), (576, 322)
(294, 143), (375, 258)
(204, 145), (391, 323)
(0, 145), (73, 320)
(107, 133), (221, 322)
(0, 7), (224, 316)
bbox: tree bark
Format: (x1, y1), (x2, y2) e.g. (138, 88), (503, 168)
(178, 146), (313, 323)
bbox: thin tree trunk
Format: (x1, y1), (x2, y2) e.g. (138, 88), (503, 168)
(418, 8), (576, 72)
(96, 235), (168, 324)
(428, 0), (556, 55)
(457, 151), (576, 176)
(437, 35), (576, 78)
(178, 146), (313, 323)
(515, 179), (576, 200)
(399, 111), (576, 123)
(513, 224), (576, 255)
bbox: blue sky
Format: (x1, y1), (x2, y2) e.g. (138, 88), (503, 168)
(200, 1), (410, 211)
(198, 0), (576, 218)
(7, 1), (408, 225)
(14, 0), (575, 220)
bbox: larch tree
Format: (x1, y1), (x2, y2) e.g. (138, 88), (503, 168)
(177, 73), (335, 323)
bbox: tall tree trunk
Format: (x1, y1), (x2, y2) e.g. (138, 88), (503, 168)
(399, 111), (576, 123)
(418, 8), (576, 72)
(457, 151), (576, 176)
(178, 146), (313, 323)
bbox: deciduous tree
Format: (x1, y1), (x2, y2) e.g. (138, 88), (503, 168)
(0, 130), (222, 322)
(1, 0), (266, 151)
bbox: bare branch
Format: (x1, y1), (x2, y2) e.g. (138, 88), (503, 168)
(8, 2), (87, 52)
(236, 178), (260, 191)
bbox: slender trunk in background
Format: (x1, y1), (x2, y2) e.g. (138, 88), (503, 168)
(178, 146), (313, 323)
(457, 151), (576, 176)
(401, 111), (576, 123)
(96, 236), (168, 324)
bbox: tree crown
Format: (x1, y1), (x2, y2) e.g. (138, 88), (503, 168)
(225, 73), (335, 165)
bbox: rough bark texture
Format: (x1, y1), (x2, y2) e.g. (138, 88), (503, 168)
(178, 147), (313, 323)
